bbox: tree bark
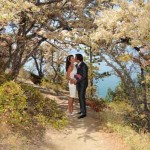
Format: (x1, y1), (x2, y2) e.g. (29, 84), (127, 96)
(141, 68), (149, 111)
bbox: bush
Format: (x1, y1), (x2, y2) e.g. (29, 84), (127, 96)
(41, 78), (62, 92)
(0, 72), (13, 85)
(125, 111), (150, 133)
(105, 83), (128, 102)
(86, 98), (107, 112)
(99, 101), (150, 150)
(21, 84), (44, 115)
(21, 84), (67, 128)
(0, 82), (67, 128)
(0, 81), (29, 126)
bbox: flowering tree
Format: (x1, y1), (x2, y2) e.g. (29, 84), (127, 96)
(89, 0), (150, 129)
(0, 0), (97, 77)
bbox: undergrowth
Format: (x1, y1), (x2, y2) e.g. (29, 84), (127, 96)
(99, 101), (150, 150)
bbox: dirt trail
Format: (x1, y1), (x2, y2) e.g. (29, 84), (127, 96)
(40, 94), (130, 150)
(14, 80), (130, 150)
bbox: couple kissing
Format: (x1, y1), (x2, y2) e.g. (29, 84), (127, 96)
(66, 54), (88, 119)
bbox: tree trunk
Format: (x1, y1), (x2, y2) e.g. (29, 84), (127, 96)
(89, 47), (94, 96)
(141, 68), (149, 111)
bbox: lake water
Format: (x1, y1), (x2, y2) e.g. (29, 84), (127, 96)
(95, 75), (120, 98)
(95, 62), (139, 98)
(94, 61), (120, 98)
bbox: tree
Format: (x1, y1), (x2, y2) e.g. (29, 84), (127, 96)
(1, 0), (99, 78)
(90, 0), (150, 130)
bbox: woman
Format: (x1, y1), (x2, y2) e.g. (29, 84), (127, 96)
(66, 55), (77, 115)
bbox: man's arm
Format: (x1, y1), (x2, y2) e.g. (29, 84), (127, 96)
(76, 64), (88, 83)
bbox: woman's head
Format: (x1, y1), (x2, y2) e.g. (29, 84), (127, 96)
(66, 55), (74, 72)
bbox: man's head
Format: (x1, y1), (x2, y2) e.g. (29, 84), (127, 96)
(75, 54), (83, 63)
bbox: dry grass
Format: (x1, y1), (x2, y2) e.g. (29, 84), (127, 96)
(99, 101), (150, 150)
(0, 121), (28, 150)
(0, 119), (49, 150)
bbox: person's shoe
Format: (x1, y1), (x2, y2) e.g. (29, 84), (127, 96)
(66, 110), (72, 116)
(78, 114), (86, 119)
(76, 111), (81, 114)
(70, 112), (76, 116)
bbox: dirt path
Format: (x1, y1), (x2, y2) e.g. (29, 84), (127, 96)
(40, 94), (130, 150)
(15, 81), (130, 150)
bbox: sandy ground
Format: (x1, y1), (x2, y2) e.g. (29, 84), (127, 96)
(39, 94), (130, 150)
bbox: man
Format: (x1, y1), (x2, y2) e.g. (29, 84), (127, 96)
(74, 54), (88, 119)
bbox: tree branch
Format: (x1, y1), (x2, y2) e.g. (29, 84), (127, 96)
(21, 38), (46, 66)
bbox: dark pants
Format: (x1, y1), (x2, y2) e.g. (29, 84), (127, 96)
(77, 84), (87, 115)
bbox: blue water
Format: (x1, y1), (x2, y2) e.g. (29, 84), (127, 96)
(95, 75), (120, 98)
(94, 61), (120, 98)
(95, 61), (139, 98)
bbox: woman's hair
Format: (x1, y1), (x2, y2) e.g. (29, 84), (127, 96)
(66, 55), (73, 72)
(75, 54), (83, 62)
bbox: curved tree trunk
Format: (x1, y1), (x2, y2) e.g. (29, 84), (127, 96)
(100, 53), (141, 112)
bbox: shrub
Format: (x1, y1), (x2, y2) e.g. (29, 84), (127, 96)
(0, 82), (67, 128)
(21, 84), (67, 128)
(35, 97), (67, 128)
(86, 98), (107, 112)
(30, 73), (43, 84)
(41, 78), (62, 93)
(105, 83), (129, 102)
(125, 111), (150, 133)
(99, 101), (150, 150)
(21, 84), (44, 115)
(0, 81), (29, 126)
(0, 72), (13, 85)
